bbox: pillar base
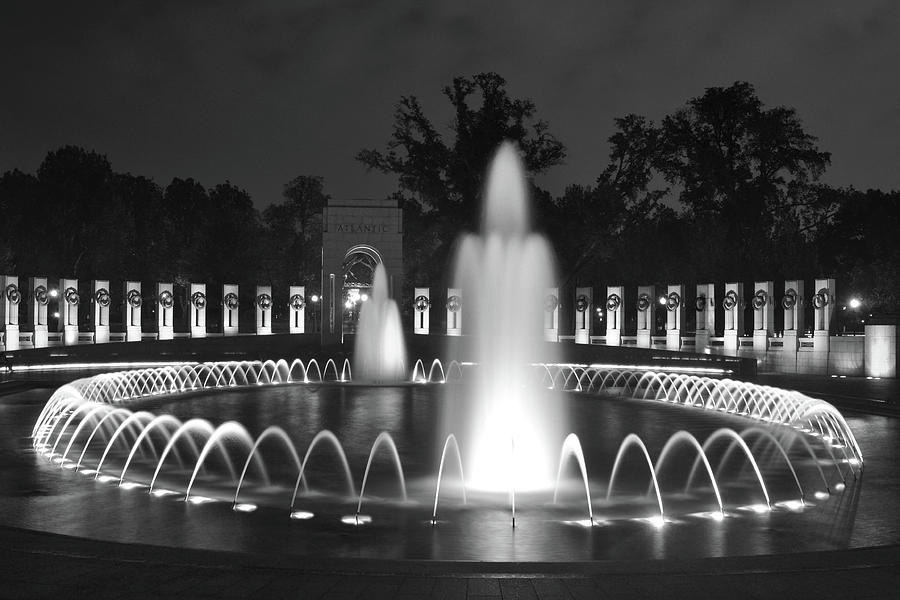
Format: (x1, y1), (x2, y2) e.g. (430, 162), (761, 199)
(752, 331), (769, 353)
(126, 327), (141, 342)
(724, 330), (739, 353)
(666, 330), (681, 351)
(158, 326), (174, 341)
(63, 326), (79, 346)
(636, 330), (651, 349)
(33, 325), (48, 349)
(606, 330), (621, 347)
(191, 327), (207, 339)
(695, 330), (710, 353)
(94, 325), (110, 344)
(575, 330), (590, 345)
(544, 329), (558, 343)
(256, 326), (272, 336)
(2, 325), (19, 351)
(223, 326), (239, 337)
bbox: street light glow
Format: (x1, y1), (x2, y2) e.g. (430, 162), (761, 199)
(849, 298), (861, 309)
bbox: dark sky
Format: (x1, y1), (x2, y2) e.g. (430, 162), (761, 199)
(2, 1), (898, 209)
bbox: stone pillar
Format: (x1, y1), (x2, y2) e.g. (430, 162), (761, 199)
(694, 283), (715, 352)
(157, 282), (174, 340)
(446, 288), (462, 336)
(605, 286), (624, 347)
(414, 287), (430, 335)
(544, 287), (559, 342)
(92, 279), (111, 344)
(123, 281), (142, 342)
(723, 282), (743, 354)
(636, 285), (655, 348)
(1, 275), (21, 351)
(255, 285), (273, 335)
(288, 285), (305, 334)
(781, 280), (805, 352)
(865, 323), (896, 378)
(28, 277), (49, 348)
(574, 286), (592, 345)
(59, 278), (80, 346)
(665, 284), (684, 351)
(751, 281), (774, 353)
(222, 284), (240, 336)
(812, 278), (835, 353)
(189, 283), (208, 338)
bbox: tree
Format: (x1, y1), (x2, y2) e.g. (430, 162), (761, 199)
(357, 72), (566, 288)
(260, 175), (329, 291)
(657, 81), (833, 277)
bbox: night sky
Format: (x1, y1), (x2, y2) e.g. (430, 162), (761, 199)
(2, 1), (898, 209)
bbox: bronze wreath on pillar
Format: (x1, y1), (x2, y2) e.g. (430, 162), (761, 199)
(636, 293), (651, 312)
(781, 288), (798, 310)
(722, 289), (738, 311)
(414, 295), (430, 312)
(666, 291), (681, 312)
(289, 293), (305, 311)
(446, 295), (461, 313)
(34, 285), (49, 306)
(256, 293), (272, 310)
(126, 289), (142, 308)
(605, 293), (621, 312)
(158, 290), (174, 310)
(95, 288), (111, 308)
(64, 287), (80, 306)
(545, 294), (559, 313)
(191, 291), (207, 310)
(5, 283), (21, 305)
(224, 292), (240, 310)
(575, 294), (590, 313)
(751, 289), (768, 310)
(695, 295), (707, 312)
(812, 288), (830, 309)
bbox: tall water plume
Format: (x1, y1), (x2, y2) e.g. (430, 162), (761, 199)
(448, 141), (565, 492)
(353, 263), (407, 382)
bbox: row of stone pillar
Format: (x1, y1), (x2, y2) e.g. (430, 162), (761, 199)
(411, 279), (837, 353)
(0, 275), (307, 350)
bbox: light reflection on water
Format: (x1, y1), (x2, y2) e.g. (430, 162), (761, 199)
(0, 385), (896, 561)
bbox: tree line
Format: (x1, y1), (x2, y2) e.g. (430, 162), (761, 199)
(1, 73), (897, 318)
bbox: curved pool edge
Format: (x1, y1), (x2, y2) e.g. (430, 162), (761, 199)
(4, 523), (900, 598)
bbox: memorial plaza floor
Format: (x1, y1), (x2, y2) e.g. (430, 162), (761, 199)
(1, 339), (898, 599)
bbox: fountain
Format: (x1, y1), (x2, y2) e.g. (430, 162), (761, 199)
(449, 141), (565, 492)
(353, 262), (407, 383)
(24, 141), (867, 562)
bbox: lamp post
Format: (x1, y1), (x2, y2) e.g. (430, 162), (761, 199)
(310, 294), (320, 333)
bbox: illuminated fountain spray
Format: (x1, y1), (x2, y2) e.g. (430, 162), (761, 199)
(450, 142), (565, 492)
(354, 262), (407, 382)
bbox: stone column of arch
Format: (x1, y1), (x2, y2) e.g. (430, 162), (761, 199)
(812, 277), (835, 359)
(189, 283), (208, 338)
(92, 279), (111, 344)
(544, 287), (559, 342)
(723, 282), (744, 355)
(694, 283), (715, 353)
(157, 282), (174, 341)
(413, 287), (430, 335)
(29, 276), (49, 349)
(636, 284), (655, 349)
(1, 275), (20, 351)
(59, 278), (79, 346)
(255, 285), (273, 335)
(573, 286), (592, 345)
(781, 279), (804, 349)
(605, 285), (624, 347)
(751, 280), (774, 355)
(222, 284), (239, 336)
(124, 281), (142, 342)
(288, 285), (305, 334)
(665, 284), (684, 351)
(446, 288), (462, 336)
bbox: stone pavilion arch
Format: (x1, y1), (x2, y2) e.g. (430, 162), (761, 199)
(320, 199), (402, 345)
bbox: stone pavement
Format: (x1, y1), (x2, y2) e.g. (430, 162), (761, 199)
(2, 524), (899, 599)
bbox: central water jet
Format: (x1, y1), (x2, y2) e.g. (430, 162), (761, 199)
(448, 142), (565, 492)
